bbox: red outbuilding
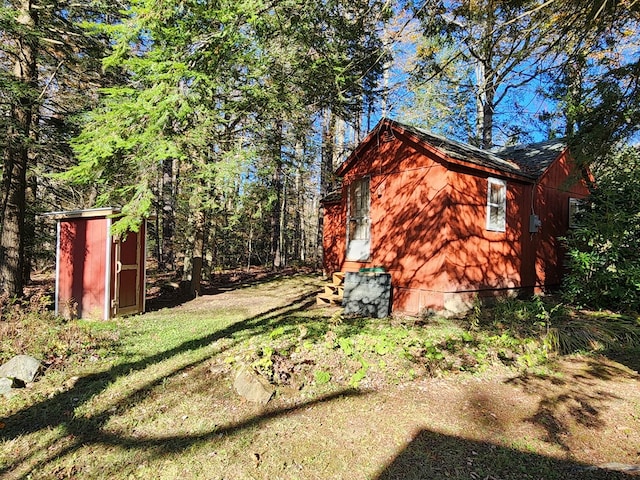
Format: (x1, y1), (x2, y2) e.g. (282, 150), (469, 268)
(322, 118), (590, 315)
(47, 208), (148, 320)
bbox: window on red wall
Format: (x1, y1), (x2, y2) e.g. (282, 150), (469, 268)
(568, 197), (582, 227)
(486, 177), (506, 232)
(347, 177), (370, 261)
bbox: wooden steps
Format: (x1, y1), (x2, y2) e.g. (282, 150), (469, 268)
(316, 272), (345, 306)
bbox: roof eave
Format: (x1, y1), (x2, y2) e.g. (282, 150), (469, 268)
(337, 118), (536, 182)
(335, 118), (391, 177)
(391, 122), (536, 182)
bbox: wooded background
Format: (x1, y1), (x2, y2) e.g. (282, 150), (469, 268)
(1, 0), (638, 298)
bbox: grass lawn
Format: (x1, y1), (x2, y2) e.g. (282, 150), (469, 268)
(1, 273), (640, 479)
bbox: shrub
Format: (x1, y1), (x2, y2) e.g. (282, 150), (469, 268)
(562, 146), (640, 312)
(0, 291), (119, 367)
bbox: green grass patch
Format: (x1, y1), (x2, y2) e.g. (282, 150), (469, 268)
(1, 277), (639, 479)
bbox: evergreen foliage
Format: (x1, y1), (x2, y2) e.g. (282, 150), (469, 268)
(0, 0), (121, 294)
(60, 0), (390, 282)
(405, 0), (640, 153)
(407, 0), (554, 148)
(563, 147), (640, 312)
(1, 0), (639, 298)
(537, 0), (640, 166)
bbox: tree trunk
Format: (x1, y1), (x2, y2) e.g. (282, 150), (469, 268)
(0, 145), (28, 296)
(22, 171), (37, 285)
(190, 208), (204, 297)
(181, 207), (205, 298)
(271, 120), (284, 269)
(334, 116), (345, 167)
(160, 156), (176, 271)
(317, 109), (336, 269)
(475, 3), (496, 150)
(476, 65), (495, 150)
(279, 177), (286, 267)
(246, 225), (253, 271)
(294, 137), (305, 262)
(475, 59), (495, 150)
(563, 52), (587, 137)
(0, 0), (37, 296)
(320, 109), (336, 198)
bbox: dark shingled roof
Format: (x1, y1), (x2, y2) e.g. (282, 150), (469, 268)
(386, 120), (566, 180)
(320, 189), (342, 204)
(401, 123), (532, 178)
(337, 119), (567, 181)
(495, 138), (567, 178)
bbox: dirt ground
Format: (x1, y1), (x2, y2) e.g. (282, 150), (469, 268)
(153, 270), (640, 476)
(8, 269), (640, 479)
(152, 272), (640, 478)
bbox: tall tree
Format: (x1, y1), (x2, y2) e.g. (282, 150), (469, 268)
(536, 0), (640, 165)
(0, 0), (111, 295)
(408, 0), (553, 148)
(405, 0), (640, 155)
(250, 0), (391, 268)
(0, 0), (37, 296)
(64, 0), (391, 281)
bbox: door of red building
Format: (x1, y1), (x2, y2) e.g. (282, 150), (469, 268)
(113, 230), (142, 316)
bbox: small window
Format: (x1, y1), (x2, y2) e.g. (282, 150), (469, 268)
(486, 177), (506, 232)
(568, 197), (582, 227)
(346, 177), (370, 261)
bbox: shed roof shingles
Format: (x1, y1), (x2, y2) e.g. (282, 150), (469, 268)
(395, 121), (534, 179)
(495, 138), (566, 178)
(338, 119), (567, 182)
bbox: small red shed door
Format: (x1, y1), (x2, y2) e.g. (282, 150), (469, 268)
(113, 231), (142, 316)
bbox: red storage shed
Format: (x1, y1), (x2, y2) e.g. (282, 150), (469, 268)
(322, 118), (590, 315)
(47, 208), (148, 320)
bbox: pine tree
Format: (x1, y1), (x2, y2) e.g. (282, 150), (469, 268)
(0, 0), (112, 295)
(63, 0), (391, 283)
(408, 0), (553, 148)
(537, 0), (640, 165)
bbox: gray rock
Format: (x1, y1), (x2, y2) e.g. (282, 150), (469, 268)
(233, 365), (274, 404)
(0, 355), (42, 384)
(0, 377), (14, 396)
(584, 462), (640, 473)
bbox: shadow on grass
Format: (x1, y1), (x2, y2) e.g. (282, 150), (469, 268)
(3, 281), (639, 479)
(6, 387), (368, 480)
(0, 288), (327, 478)
(375, 428), (637, 480)
(503, 356), (635, 455)
(603, 346), (640, 374)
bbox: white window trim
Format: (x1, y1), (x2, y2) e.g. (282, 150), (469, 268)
(486, 177), (507, 232)
(568, 197), (582, 228)
(346, 177), (371, 261)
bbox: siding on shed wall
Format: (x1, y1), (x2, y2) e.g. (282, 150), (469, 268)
(322, 201), (346, 275)
(336, 133), (543, 313)
(532, 150), (589, 289)
(327, 132), (539, 313)
(324, 125), (589, 314)
(519, 183), (538, 290)
(339, 131), (452, 313)
(58, 217), (108, 319)
(443, 169), (531, 311)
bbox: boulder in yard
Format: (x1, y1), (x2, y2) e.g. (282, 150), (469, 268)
(233, 365), (274, 404)
(0, 355), (42, 385)
(0, 377), (14, 397)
